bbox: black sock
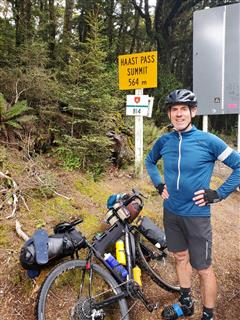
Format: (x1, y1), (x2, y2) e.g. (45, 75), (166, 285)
(180, 287), (191, 297)
(202, 306), (214, 319)
(179, 287), (192, 306)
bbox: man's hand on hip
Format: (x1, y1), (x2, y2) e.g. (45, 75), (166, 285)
(156, 183), (169, 200)
(193, 189), (222, 206)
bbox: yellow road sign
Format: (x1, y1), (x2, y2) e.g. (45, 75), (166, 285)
(118, 51), (157, 90)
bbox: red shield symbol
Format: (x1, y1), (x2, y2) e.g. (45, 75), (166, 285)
(134, 96), (140, 104)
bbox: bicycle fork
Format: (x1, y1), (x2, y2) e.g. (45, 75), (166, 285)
(125, 226), (159, 313)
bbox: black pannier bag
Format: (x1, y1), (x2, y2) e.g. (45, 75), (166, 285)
(93, 221), (124, 255)
(137, 216), (167, 249)
(20, 226), (86, 271)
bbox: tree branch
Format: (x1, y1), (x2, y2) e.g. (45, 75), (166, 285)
(0, 171), (28, 219)
(15, 78), (27, 104)
(15, 220), (29, 241)
(131, 0), (146, 18)
(132, 0), (154, 40)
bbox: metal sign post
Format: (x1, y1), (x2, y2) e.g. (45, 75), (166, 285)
(135, 89), (144, 176)
(126, 93), (150, 176)
(202, 115), (208, 132)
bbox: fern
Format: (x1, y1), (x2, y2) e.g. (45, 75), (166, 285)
(0, 93), (33, 139)
(4, 100), (28, 120)
(0, 93), (7, 116)
(5, 120), (23, 129)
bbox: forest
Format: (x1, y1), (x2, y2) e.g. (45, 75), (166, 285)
(0, 0), (239, 175)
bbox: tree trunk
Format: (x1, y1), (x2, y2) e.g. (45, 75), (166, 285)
(130, 0), (142, 53)
(48, 0), (56, 60)
(63, 0), (74, 42)
(106, 0), (114, 50)
(115, 1), (126, 56)
(11, 0), (33, 46)
(12, 0), (25, 46)
(62, 0), (74, 62)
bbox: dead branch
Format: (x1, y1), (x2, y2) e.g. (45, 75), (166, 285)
(36, 173), (70, 200)
(15, 79), (27, 104)
(6, 193), (18, 219)
(15, 220), (29, 241)
(0, 171), (29, 219)
(20, 195), (30, 211)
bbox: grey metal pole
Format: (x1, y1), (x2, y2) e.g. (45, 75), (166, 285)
(135, 89), (144, 177)
(202, 115), (208, 132)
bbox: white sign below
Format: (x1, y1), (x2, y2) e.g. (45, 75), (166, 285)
(126, 95), (149, 116)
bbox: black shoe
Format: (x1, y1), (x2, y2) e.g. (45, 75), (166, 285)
(161, 300), (194, 319)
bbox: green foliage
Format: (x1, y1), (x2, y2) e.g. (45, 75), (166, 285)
(0, 92), (6, 114)
(0, 17), (15, 66)
(3, 100), (28, 120)
(143, 120), (162, 155)
(0, 41), (59, 104)
(56, 133), (113, 178)
(57, 11), (124, 173)
(0, 93), (34, 138)
(143, 119), (167, 176)
(16, 42), (50, 68)
(56, 145), (81, 171)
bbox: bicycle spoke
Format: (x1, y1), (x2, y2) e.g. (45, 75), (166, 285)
(42, 266), (125, 320)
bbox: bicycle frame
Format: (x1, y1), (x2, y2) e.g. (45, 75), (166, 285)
(36, 189), (179, 320)
(82, 220), (157, 313)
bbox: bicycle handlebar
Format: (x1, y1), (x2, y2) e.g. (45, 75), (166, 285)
(53, 189), (145, 231)
(121, 188), (146, 207)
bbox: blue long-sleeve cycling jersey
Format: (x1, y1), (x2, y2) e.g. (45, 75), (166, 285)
(145, 125), (240, 217)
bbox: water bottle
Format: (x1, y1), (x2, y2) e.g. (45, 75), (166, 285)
(116, 239), (126, 265)
(133, 265), (142, 286)
(104, 253), (128, 280)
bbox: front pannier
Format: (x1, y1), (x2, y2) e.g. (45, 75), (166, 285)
(137, 216), (167, 249)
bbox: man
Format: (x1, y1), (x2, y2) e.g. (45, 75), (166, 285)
(145, 89), (240, 320)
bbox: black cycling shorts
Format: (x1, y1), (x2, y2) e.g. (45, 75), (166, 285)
(163, 208), (212, 270)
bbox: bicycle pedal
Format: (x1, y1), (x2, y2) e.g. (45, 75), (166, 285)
(153, 302), (160, 310)
(148, 302), (160, 311)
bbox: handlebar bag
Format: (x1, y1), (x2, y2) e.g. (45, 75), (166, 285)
(20, 228), (86, 271)
(137, 216), (167, 249)
(126, 201), (142, 222)
(106, 193), (143, 225)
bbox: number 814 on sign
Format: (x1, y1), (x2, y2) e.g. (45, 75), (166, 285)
(126, 107), (148, 116)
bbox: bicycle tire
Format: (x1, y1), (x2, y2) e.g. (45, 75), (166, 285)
(37, 259), (129, 320)
(136, 233), (180, 293)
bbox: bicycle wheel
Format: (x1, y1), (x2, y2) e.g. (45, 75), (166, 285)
(136, 233), (180, 293)
(37, 260), (129, 320)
